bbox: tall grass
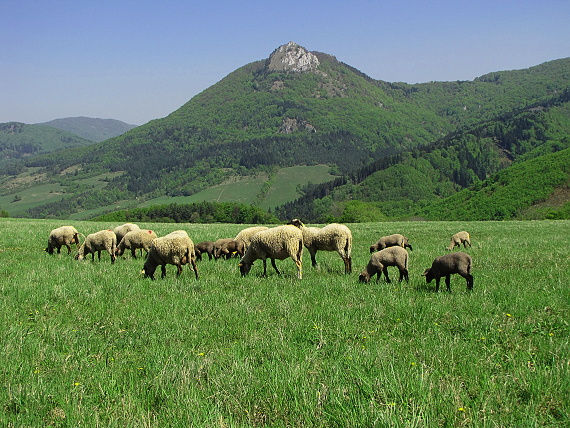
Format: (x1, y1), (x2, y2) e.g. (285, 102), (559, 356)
(1, 219), (568, 426)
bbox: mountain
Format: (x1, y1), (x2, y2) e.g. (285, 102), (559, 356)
(0, 122), (95, 173)
(38, 117), (137, 142)
(1, 42), (569, 220)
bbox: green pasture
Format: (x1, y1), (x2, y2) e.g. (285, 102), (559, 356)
(142, 165), (335, 211)
(0, 219), (568, 426)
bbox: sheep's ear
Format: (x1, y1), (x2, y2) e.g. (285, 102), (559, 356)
(422, 269), (429, 276)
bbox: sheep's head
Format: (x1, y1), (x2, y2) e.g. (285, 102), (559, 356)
(288, 219), (304, 228)
(369, 245), (377, 253)
(422, 268), (434, 283)
(358, 272), (371, 283)
(141, 265), (156, 280)
(238, 261), (253, 277)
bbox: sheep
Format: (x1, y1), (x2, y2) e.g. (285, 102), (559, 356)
(76, 230), (117, 263)
(446, 231), (472, 250)
(234, 226), (270, 250)
(422, 252), (473, 292)
(359, 246), (409, 283)
(113, 223), (141, 244)
(116, 229), (158, 258)
(45, 226), (81, 254)
(238, 225), (303, 279)
(370, 233), (412, 253)
(289, 219), (352, 274)
(195, 241), (215, 261)
(142, 230), (198, 280)
(213, 238), (245, 259)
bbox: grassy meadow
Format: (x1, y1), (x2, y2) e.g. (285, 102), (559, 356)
(0, 218), (568, 427)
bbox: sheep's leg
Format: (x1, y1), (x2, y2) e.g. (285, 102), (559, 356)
(398, 268), (407, 282)
(262, 259), (268, 276)
(161, 265), (167, 278)
(462, 273), (474, 290)
(131, 248), (137, 258)
(65, 244), (71, 254)
(270, 258), (281, 276)
(294, 259), (302, 279)
(189, 260), (199, 279)
(445, 275), (452, 292)
(309, 249), (318, 268)
(343, 256), (352, 274)
(109, 250), (116, 264)
(382, 267), (391, 283)
(435, 277), (440, 292)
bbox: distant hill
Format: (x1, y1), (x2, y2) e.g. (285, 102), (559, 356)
(1, 42), (569, 220)
(0, 122), (95, 174)
(38, 117), (137, 142)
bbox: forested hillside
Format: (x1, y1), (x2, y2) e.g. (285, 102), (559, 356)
(1, 42), (569, 220)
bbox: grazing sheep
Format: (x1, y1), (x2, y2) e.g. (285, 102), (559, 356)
(46, 226), (81, 254)
(422, 252), (473, 292)
(359, 246), (409, 283)
(142, 230), (198, 280)
(113, 223), (141, 244)
(116, 229), (158, 258)
(446, 231), (472, 250)
(195, 241), (215, 261)
(239, 225), (303, 279)
(76, 230), (117, 263)
(289, 219), (352, 274)
(213, 238), (245, 259)
(234, 226), (270, 250)
(370, 233), (412, 253)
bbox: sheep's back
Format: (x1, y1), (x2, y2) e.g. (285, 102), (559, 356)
(150, 235), (194, 265)
(314, 224), (352, 251)
(249, 226), (303, 259)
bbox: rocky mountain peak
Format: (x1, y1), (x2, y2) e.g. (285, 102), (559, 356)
(266, 41), (320, 73)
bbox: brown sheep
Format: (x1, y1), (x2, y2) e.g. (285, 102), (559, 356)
(359, 246), (409, 283)
(422, 252), (473, 292)
(446, 231), (471, 250)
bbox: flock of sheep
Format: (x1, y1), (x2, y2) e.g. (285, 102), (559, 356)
(45, 222), (474, 291)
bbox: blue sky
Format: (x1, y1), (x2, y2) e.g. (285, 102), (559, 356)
(2, 0), (569, 125)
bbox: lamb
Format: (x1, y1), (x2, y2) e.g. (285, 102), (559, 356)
(446, 231), (472, 250)
(195, 241), (215, 261)
(142, 230), (198, 280)
(289, 219), (352, 274)
(359, 246), (409, 283)
(116, 229), (158, 258)
(422, 252), (473, 292)
(234, 226), (270, 249)
(45, 226), (81, 254)
(370, 233), (412, 253)
(213, 238), (245, 259)
(238, 225), (303, 279)
(76, 230), (117, 263)
(113, 223), (141, 244)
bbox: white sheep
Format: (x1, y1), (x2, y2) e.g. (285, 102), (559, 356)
(76, 230), (117, 263)
(116, 229), (158, 258)
(289, 219), (352, 274)
(359, 246), (409, 283)
(45, 226), (81, 254)
(446, 231), (472, 250)
(234, 226), (270, 250)
(142, 230), (198, 280)
(370, 233), (412, 253)
(422, 252), (473, 292)
(238, 225), (303, 278)
(113, 223), (141, 244)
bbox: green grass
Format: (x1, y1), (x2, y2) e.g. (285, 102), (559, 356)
(1, 219), (568, 426)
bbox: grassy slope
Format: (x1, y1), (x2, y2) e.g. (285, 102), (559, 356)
(1, 218), (568, 426)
